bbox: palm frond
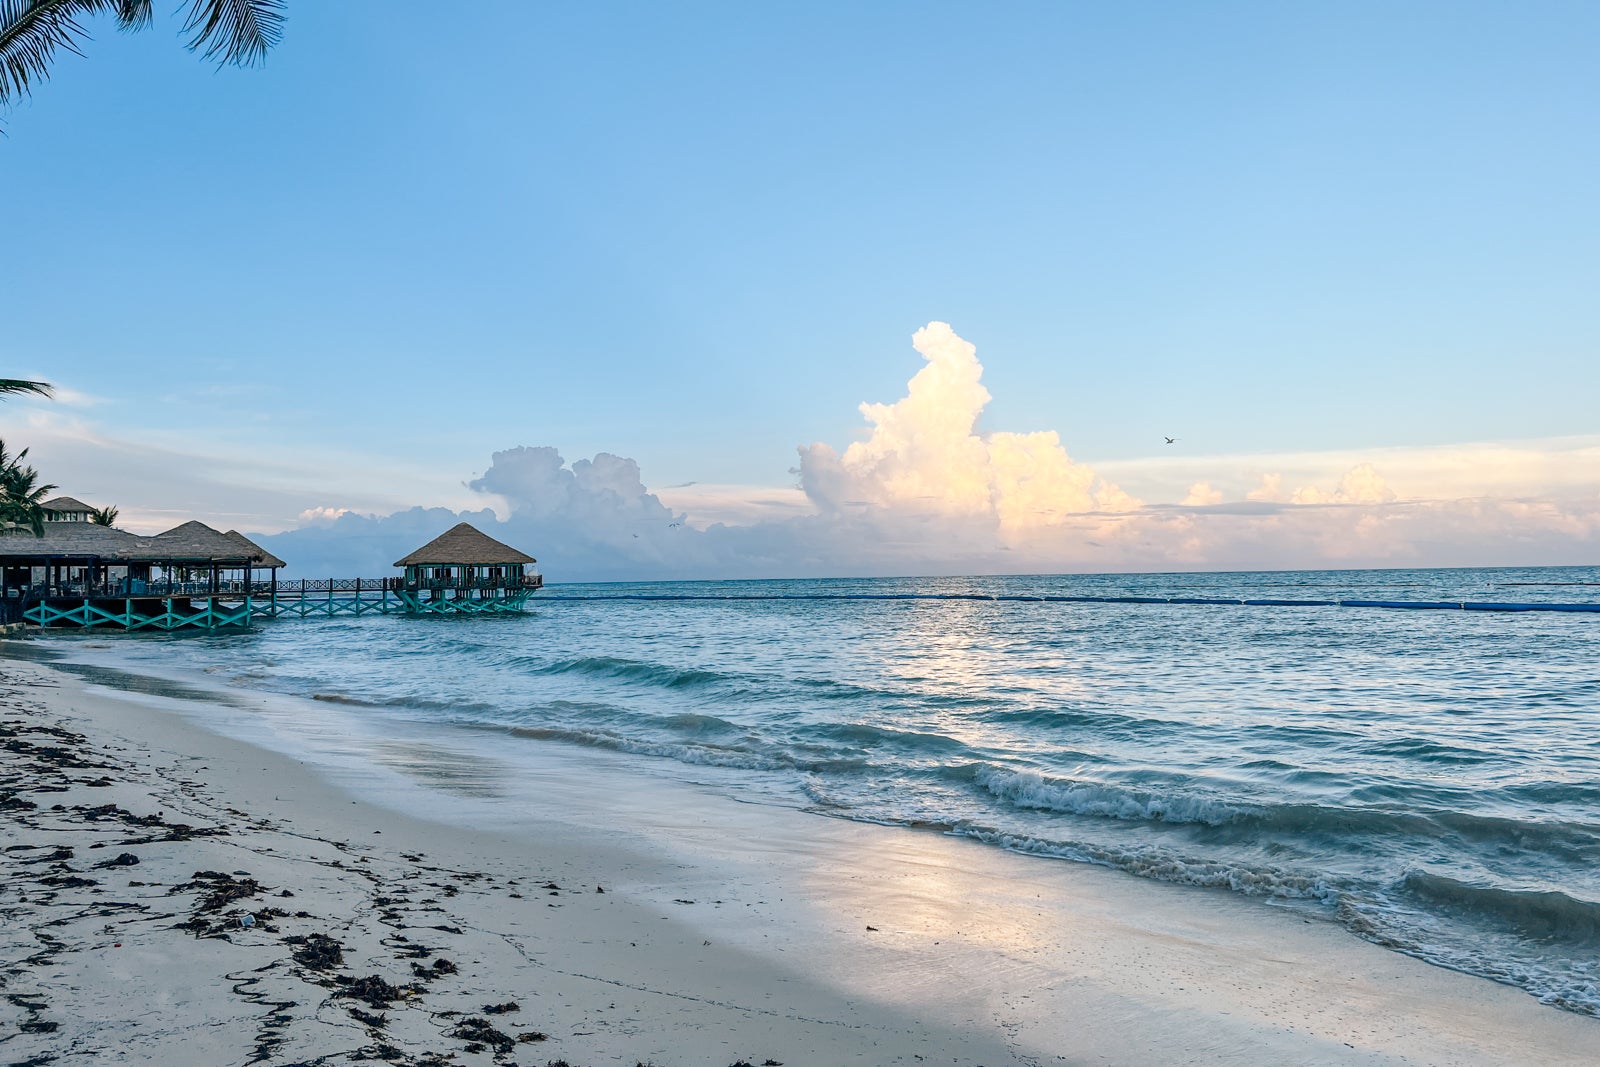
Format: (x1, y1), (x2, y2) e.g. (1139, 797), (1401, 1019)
(0, 497), (53, 535)
(0, 377), (52, 398)
(0, 0), (115, 107)
(0, 440), (28, 473)
(89, 504), (118, 526)
(112, 0), (148, 31)
(1, 0), (277, 117)
(182, 0), (281, 66)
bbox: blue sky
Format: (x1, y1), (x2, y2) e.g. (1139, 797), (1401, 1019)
(3, 2), (1597, 572)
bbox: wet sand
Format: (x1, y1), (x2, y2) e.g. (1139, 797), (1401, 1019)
(2, 655), (1596, 1066)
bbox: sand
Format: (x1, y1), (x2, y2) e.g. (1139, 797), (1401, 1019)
(2, 654), (1595, 1066)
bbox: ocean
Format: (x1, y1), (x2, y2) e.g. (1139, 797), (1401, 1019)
(34, 566), (1600, 1015)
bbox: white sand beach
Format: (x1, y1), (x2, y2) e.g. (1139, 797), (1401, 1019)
(3, 654), (1596, 1067)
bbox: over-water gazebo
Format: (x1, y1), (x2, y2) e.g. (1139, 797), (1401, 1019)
(390, 523), (542, 615)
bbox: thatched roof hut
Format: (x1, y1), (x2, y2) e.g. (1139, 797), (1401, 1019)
(394, 523), (536, 567)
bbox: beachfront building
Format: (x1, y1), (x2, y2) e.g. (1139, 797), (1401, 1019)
(0, 505), (282, 630)
(390, 523), (542, 615)
(41, 496), (97, 523)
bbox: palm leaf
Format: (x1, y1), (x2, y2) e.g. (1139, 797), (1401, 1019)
(0, 453), (55, 536)
(182, 0), (281, 66)
(0, 377), (52, 398)
(0, 0), (112, 107)
(112, 0), (148, 31)
(1, 0), (279, 112)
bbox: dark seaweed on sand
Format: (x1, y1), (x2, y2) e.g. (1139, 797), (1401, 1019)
(174, 870), (263, 913)
(448, 1016), (516, 1053)
(284, 932), (345, 970)
(337, 974), (408, 1009)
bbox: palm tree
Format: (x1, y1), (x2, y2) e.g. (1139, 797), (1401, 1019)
(0, 439), (56, 536)
(89, 504), (118, 527)
(0, 378), (50, 398)
(1, 1), (284, 113)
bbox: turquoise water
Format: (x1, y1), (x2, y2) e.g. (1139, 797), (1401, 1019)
(46, 566), (1600, 1014)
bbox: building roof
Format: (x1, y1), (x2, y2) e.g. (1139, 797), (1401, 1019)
(0, 518), (282, 566)
(41, 495), (96, 515)
(0, 522), (142, 560)
(223, 530), (287, 569)
(394, 523), (537, 567)
(124, 520), (256, 563)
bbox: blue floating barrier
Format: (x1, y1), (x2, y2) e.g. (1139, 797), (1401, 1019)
(539, 591), (1598, 613)
(1461, 601), (1600, 613)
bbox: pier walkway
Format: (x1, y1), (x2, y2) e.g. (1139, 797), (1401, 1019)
(19, 575), (544, 631)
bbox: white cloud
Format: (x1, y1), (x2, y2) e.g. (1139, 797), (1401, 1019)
(39, 385), (105, 408)
(10, 323), (1598, 580)
(250, 322), (1600, 580)
(654, 483), (812, 528)
(3, 408), (478, 534)
(1291, 463), (1398, 506)
(797, 322), (1136, 533)
(1247, 473), (1285, 503)
(1098, 436), (1600, 507)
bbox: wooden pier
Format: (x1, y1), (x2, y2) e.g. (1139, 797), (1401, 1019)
(19, 574), (544, 630)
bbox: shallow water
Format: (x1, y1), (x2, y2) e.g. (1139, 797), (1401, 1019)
(33, 566), (1600, 1014)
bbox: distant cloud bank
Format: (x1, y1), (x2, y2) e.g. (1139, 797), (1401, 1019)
(256, 324), (1599, 580)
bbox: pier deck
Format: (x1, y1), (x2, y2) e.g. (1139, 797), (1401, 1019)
(19, 575), (544, 630)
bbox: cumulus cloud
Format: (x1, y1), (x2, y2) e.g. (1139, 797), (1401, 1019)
(1246, 473), (1285, 503)
(1291, 463), (1398, 506)
(797, 323), (1136, 532)
(205, 323), (1600, 579)
(265, 447), (709, 582)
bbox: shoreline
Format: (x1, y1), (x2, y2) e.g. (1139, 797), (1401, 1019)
(3, 652), (1597, 1065)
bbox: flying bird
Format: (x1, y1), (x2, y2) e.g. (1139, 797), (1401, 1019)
(1164, 436), (1179, 445)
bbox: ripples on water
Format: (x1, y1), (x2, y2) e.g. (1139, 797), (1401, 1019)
(55, 567), (1600, 1014)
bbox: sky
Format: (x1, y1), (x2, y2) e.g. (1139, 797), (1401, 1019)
(3, 2), (1597, 579)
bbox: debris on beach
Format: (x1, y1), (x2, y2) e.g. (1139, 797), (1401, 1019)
(337, 974), (410, 1009)
(92, 851), (140, 868)
(285, 932), (345, 970)
(448, 1015), (516, 1054)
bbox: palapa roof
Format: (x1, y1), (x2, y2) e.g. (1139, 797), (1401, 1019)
(394, 523), (536, 567)
(41, 495), (96, 515)
(0, 518), (287, 567)
(0, 522), (141, 560)
(224, 530), (287, 569)
(125, 520), (257, 563)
